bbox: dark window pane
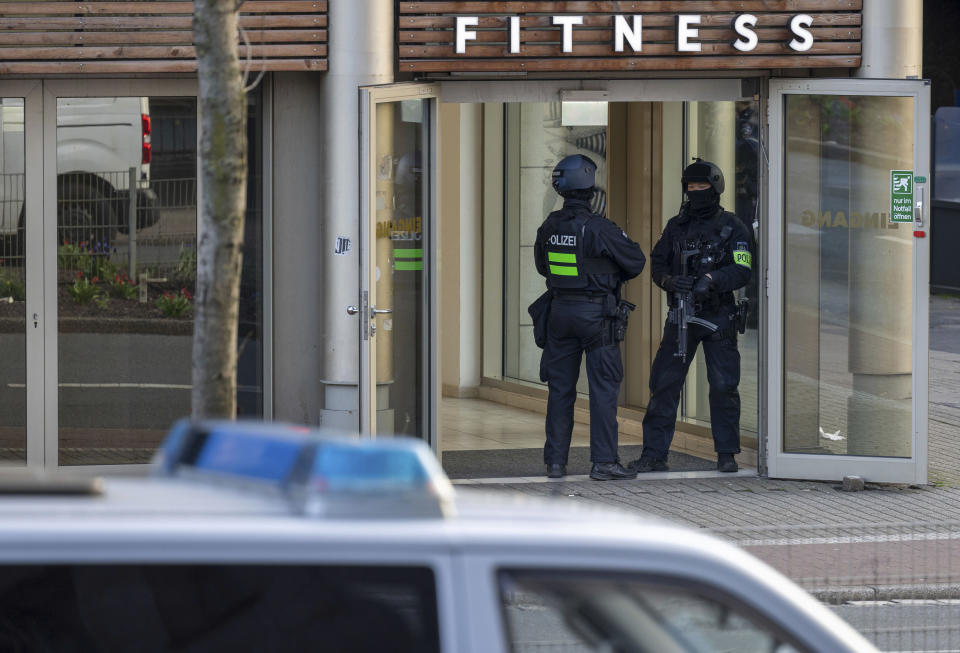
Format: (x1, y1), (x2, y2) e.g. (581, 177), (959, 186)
(0, 564), (440, 652)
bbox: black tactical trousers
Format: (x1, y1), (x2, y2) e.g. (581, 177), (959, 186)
(541, 298), (623, 465)
(642, 310), (741, 460)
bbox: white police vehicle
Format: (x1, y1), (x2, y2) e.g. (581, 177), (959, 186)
(0, 421), (875, 653)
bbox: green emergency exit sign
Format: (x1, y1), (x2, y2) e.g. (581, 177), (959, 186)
(890, 170), (914, 223)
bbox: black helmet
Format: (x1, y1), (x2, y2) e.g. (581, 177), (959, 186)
(682, 158), (725, 195)
(552, 154), (597, 194)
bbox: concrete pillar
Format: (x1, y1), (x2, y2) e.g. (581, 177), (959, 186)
(686, 101), (736, 422)
(439, 104), (483, 397)
(856, 0), (923, 80)
(846, 0), (922, 456)
(696, 102), (737, 210)
(440, 103), (461, 395)
(272, 73), (325, 424)
(457, 103), (483, 393)
(847, 99), (915, 457)
(316, 0), (394, 430)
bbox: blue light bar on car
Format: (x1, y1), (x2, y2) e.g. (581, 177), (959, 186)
(154, 420), (454, 518)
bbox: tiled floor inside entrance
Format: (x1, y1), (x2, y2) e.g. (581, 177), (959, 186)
(439, 396), (644, 452)
(438, 396), (760, 482)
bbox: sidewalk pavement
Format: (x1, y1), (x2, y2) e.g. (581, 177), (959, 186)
(469, 475), (960, 530)
(930, 294), (960, 487)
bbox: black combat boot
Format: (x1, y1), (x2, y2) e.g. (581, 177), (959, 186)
(628, 456), (669, 473)
(590, 462), (637, 481)
(717, 453), (738, 473)
(546, 464), (566, 479)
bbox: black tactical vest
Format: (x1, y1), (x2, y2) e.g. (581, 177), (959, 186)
(541, 209), (618, 289)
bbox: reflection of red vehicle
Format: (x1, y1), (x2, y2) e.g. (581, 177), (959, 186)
(0, 97), (159, 250)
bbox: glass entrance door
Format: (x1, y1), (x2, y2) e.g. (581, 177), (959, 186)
(359, 84), (437, 446)
(768, 79), (931, 483)
(0, 82), (40, 468)
(42, 80), (198, 470)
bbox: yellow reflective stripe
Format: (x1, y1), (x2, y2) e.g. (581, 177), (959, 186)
(394, 248), (422, 259)
(733, 251), (752, 268)
(395, 260), (423, 271)
(550, 265), (579, 276)
(548, 251), (577, 263)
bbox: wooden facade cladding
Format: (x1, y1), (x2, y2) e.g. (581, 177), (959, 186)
(0, 1), (327, 74)
(399, 1), (862, 73)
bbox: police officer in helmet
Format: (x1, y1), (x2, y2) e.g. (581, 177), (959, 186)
(534, 154), (647, 480)
(630, 159), (754, 474)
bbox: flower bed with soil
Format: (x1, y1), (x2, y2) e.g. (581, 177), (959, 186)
(0, 283), (193, 334)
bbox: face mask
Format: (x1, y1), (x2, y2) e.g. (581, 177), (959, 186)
(687, 188), (717, 213)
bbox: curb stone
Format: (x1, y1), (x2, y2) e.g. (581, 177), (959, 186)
(810, 583), (960, 605)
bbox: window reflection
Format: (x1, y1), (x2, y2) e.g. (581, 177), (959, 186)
(783, 95), (914, 457)
(500, 570), (806, 653)
(0, 97), (26, 464)
(56, 90), (265, 466)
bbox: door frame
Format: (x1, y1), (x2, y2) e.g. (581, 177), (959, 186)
(0, 81), (43, 468)
(359, 82), (439, 450)
(42, 79), (199, 473)
(766, 78), (931, 484)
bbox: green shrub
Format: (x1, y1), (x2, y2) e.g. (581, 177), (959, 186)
(0, 273), (25, 301)
(57, 242), (83, 271)
(174, 244), (197, 286)
(107, 272), (138, 300)
(67, 276), (104, 305)
(58, 241), (117, 279)
(156, 288), (192, 317)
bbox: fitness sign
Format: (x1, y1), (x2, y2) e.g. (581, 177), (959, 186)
(453, 13), (817, 55)
(397, 2), (862, 73)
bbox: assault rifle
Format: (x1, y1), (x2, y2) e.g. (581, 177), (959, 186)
(670, 248), (719, 363)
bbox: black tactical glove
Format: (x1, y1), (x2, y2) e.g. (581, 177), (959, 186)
(692, 275), (714, 300)
(664, 275), (695, 293)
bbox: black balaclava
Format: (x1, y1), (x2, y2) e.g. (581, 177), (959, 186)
(561, 188), (595, 202)
(686, 187), (719, 219)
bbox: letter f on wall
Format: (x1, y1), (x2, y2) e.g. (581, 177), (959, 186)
(456, 16), (479, 53)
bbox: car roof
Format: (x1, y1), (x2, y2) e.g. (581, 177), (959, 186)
(0, 476), (874, 650)
(0, 476), (654, 530)
(0, 475), (706, 561)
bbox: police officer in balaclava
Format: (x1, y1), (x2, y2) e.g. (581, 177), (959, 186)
(630, 159), (754, 474)
(534, 154), (647, 480)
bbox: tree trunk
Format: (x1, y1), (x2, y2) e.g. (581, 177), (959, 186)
(192, 0), (247, 418)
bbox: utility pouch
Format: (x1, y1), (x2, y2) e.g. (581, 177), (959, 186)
(603, 293), (619, 317)
(736, 299), (749, 335)
(528, 291), (552, 349)
(613, 299), (636, 342)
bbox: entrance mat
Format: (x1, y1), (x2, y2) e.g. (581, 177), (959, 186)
(442, 445), (715, 480)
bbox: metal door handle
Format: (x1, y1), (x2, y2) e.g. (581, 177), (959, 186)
(915, 186), (924, 228)
(370, 306), (392, 316)
(346, 305), (359, 315)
